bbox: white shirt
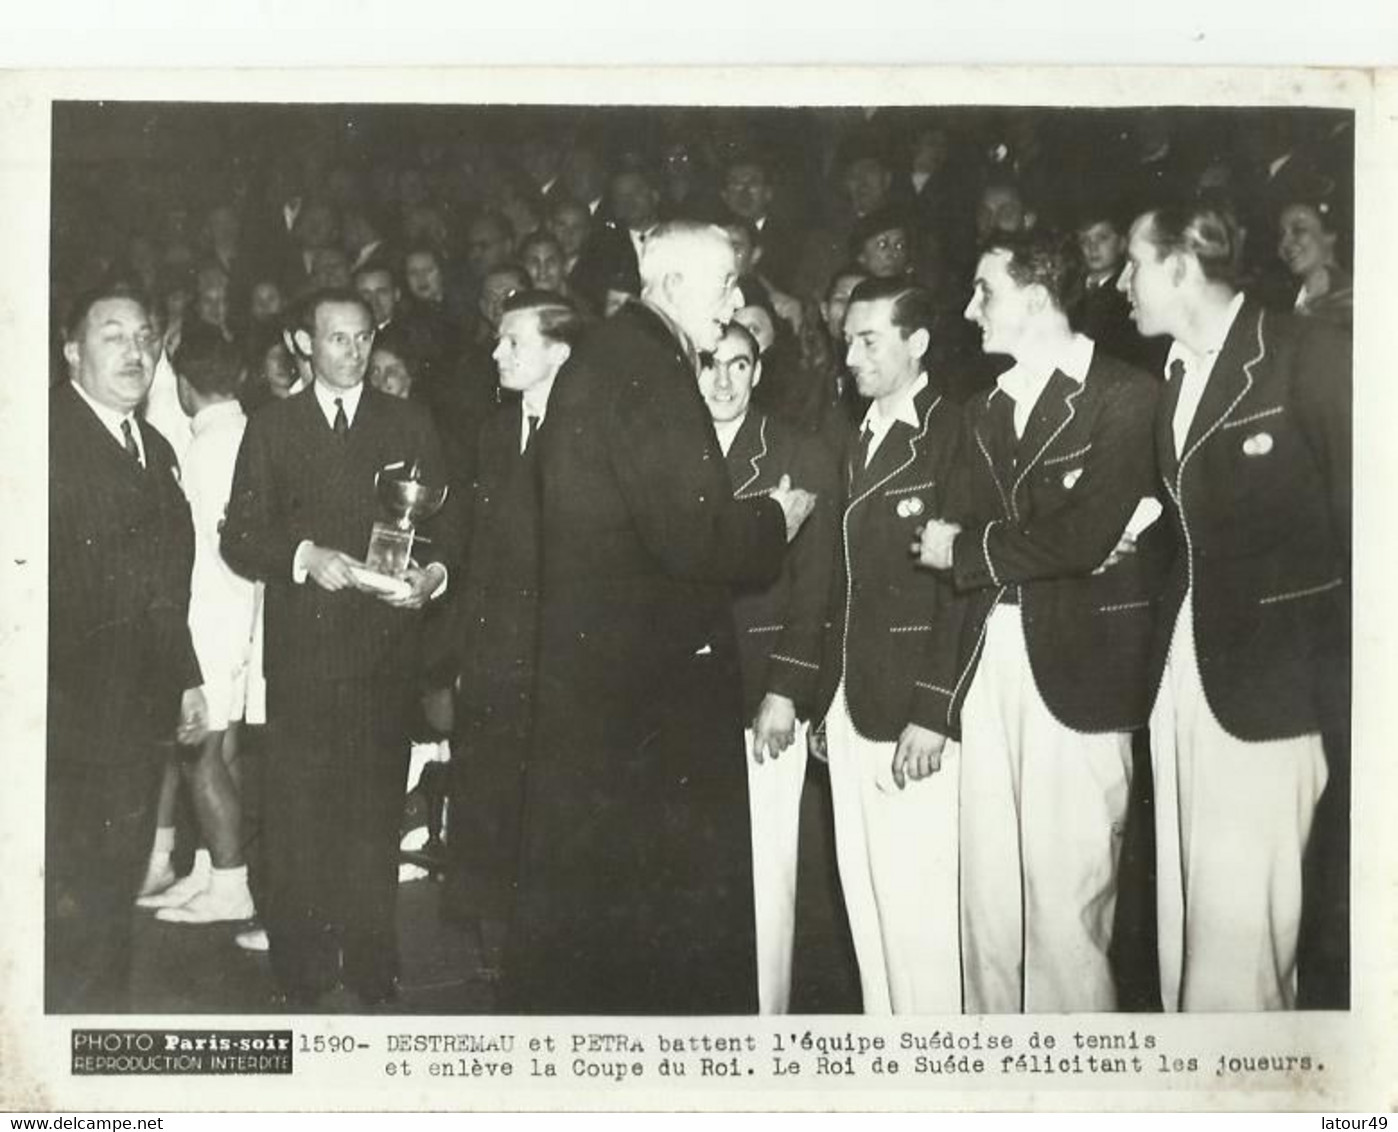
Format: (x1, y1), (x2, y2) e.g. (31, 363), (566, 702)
(71, 380), (146, 467)
(858, 372), (928, 466)
(713, 413), (746, 456)
(1166, 291), (1246, 457)
(995, 332), (1093, 440)
(183, 401), (260, 682)
(520, 380), (555, 455)
(312, 379), (364, 429)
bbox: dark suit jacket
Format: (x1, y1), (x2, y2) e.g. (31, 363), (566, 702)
(815, 380), (965, 741)
(724, 410), (841, 721)
(928, 348), (1167, 736)
(1149, 299), (1351, 742)
(1071, 268), (1170, 377)
(510, 301), (787, 1015)
(220, 383), (463, 701)
(49, 383), (202, 765)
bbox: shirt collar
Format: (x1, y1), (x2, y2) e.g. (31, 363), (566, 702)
(190, 399), (245, 437)
(521, 377), (556, 423)
(996, 332), (1093, 405)
(70, 379), (140, 437)
(1165, 290), (1245, 376)
(861, 371), (928, 435)
(713, 412), (746, 456)
(313, 378), (365, 425)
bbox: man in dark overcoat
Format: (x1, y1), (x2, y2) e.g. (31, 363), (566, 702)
(506, 221), (816, 1015)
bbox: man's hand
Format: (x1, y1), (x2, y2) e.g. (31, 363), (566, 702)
(890, 723), (948, 790)
(913, 518), (962, 570)
(808, 720), (829, 764)
(302, 544), (364, 592)
(176, 687), (209, 747)
(751, 693), (798, 765)
(769, 474), (817, 543)
(378, 561), (447, 610)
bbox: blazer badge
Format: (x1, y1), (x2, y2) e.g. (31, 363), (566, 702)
(1242, 431), (1275, 457)
(895, 496), (925, 519)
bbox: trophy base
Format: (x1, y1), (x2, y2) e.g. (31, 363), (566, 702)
(366, 521), (416, 577)
(349, 565), (413, 599)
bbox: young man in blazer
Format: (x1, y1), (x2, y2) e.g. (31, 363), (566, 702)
(813, 277), (965, 1015)
(915, 230), (1165, 1012)
(701, 322), (841, 1014)
(435, 291), (583, 975)
(221, 288), (463, 1008)
(1118, 203), (1351, 1011)
(48, 284), (209, 1011)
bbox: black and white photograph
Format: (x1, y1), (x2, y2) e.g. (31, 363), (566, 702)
(1, 58), (1393, 1113)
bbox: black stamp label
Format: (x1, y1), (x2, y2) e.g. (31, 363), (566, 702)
(71, 1030), (294, 1075)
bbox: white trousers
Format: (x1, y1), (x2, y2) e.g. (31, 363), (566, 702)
(1151, 597), (1328, 1012)
(744, 724), (808, 1015)
(959, 606), (1131, 1013)
(826, 685), (961, 1014)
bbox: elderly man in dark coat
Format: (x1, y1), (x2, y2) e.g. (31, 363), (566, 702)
(506, 221), (817, 1015)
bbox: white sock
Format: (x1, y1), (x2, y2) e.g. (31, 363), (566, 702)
(209, 864), (249, 890)
(152, 826), (176, 855)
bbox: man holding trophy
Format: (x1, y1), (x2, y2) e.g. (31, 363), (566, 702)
(222, 288), (462, 1008)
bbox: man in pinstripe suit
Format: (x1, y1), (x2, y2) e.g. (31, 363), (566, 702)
(48, 284), (209, 1012)
(915, 231), (1163, 1013)
(812, 278), (965, 1015)
(222, 289), (463, 1008)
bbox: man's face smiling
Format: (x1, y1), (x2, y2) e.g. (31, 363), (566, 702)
(699, 329), (760, 425)
(67, 297), (158, 414)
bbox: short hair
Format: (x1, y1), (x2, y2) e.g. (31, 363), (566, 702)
(352, 257), (398, 288)
(825, 264), (871, 301)
(483, 263), (531, 291)
(722, 215), (760, 248)
(980, 228), (1085, 312)
(295, 288), (374, 337)
(172, 323), (244, 398)
(401, 243), (443, 271)
(367, 322), (424, 377)
(846, 278), (936, 341)
(518, 229), (565, 258)
(723, 155), (772, 183)
(63, 281), (151, 343)
(718, 321), (761, 361)
(1139, 203), (1241, 287)
(849, 208), (911, 256)
(639, 220), (732, 292)
(501, 289), (585, 349)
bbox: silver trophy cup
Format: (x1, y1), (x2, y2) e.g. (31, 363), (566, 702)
(364, 461), (449, 580)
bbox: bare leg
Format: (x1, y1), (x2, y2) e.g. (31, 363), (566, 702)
(181, 729), (243, 869)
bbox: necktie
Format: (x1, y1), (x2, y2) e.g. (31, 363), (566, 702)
(333, 397), (349, 438)
(523, 413), (541, 454)
(1168, 358), (1186, 384)
(856, 422), (874, 470)
(120, 418), (142, 468)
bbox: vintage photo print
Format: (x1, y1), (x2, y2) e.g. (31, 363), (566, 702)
(1, 64), (1394, 1112)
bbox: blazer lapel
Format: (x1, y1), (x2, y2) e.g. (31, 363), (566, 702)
(973, 390), (1017, 520)
(725, 412), (767, 499)
(1178, 301), (1263, 468)
(1010, 370), (1082, 514)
